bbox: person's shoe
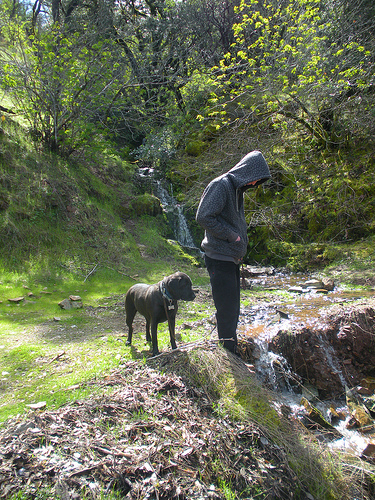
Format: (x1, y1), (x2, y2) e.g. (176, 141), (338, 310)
(221, 339), (240, 356)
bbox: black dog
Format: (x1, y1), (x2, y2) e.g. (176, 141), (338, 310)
(125, 272), (196, 356)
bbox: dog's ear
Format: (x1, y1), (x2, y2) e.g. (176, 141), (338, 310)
(165, 275), (180, 298)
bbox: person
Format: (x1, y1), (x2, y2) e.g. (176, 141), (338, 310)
(196, 150), (271, 354)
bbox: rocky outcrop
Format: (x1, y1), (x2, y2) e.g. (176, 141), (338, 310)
(269, 299), (375, 399)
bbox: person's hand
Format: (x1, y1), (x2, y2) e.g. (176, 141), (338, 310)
(235, 235), (241, 242)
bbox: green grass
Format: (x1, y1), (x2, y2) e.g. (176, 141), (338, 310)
(0, 262), (208, 423)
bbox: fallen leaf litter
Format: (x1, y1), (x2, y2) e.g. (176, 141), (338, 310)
(0, 357), (298, 499)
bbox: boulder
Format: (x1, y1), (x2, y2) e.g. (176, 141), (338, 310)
(269, 300), (375, 399)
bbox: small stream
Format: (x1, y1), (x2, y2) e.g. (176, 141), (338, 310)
(237, 270), (375, 458)
(239, 272), (374, 341)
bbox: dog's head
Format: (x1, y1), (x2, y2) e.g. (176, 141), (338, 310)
(164, 272), (196, 301)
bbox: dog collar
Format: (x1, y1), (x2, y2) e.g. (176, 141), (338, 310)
(160, 281), (175, 310)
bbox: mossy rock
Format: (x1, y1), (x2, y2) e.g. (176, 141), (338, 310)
(131, 194), (162, 217)
(185, 140), (208, 157)
(116, 193), (163, 219)
(117, 194), (162, 219)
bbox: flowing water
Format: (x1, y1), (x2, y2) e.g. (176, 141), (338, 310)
(138, 167), (197, 249)
(153, 180), (196, 248)
(237, 270), (375, 457)
(239, 272), (374, 341)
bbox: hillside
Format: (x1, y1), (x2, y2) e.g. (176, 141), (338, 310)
(2, 115), (375, 279)
(1, 116), (375, 500)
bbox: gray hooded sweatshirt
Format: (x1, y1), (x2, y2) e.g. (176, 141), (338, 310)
(196, 151), (271, 263)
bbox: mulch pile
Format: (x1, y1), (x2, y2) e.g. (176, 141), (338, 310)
(0, 359), (298, 499)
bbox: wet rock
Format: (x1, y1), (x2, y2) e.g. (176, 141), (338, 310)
(269, 299), (375, 399)
(303, 278), (334, 291)
(357, 386), (373, 396)
(238, 337), (261, 362)
(241, 266), (275, 277)
(240, 266), (275, 289)
(301, 383), (319, 402)
(269, 327), (346, 398)
(346, 387), (375, 432)
(328, 406), (346, 424)
(322, 279), (335, 291)
(275, 309), (289, 319)
(360, 377), (375, 392)
(362, 395), (375, 415)
(305, 279), (324, 289)
(300, 397), (342, 438)
(361, 443), (375, 463)
(288, 286), (307, 294)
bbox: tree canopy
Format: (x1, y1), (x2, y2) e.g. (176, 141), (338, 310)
(1, 0), (373, 154)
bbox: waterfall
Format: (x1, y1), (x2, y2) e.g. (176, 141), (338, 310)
(316, 333), (347, 390)
(154, 180), (197, 248)
(254, 340), (299, 393)
(138, 168), (197, 249)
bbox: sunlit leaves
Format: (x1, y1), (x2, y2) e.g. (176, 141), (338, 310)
(208, 0), (374, 147)
(0, 20), (125, 153)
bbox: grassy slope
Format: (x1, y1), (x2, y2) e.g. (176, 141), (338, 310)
(0, 118), (208, 421)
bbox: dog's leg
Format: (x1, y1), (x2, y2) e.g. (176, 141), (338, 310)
(168, 315), (177, 350)
(146, 320), (151, 342)
(125, 321), (134, 346)
(150, 321), (159, 356)
(125, 301), (137, 346)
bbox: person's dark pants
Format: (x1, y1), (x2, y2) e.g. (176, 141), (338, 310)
(204, 255), (240, 353)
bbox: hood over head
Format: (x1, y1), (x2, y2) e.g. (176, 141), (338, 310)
(227, 150), (271, 189)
